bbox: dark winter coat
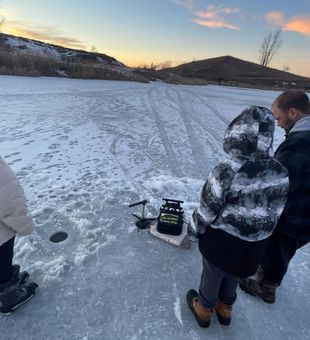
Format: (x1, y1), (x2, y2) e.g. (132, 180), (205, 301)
(275, 116), (310, 242)
(189, 106), (289, 278)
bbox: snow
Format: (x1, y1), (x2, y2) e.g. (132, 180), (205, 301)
(0, 75), (309, 339)
(6, 36), (62, 59)
(4, 35), (126, 70)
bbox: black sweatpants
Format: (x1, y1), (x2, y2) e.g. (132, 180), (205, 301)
(261, 231), (308, 285)
(0, 237), (15, 284)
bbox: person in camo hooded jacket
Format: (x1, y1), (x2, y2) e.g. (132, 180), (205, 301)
(0, 157), (38, 315)
(186, 106), (289, 328)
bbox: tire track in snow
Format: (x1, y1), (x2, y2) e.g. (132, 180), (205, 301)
(164, 86), (178, 106)
(177, 88), (228, 156)
(109, 135), (122, 155)
(86, 91), (158, 198)
(169, 87), (209, 178)
(110, 134), (156, 163)
(78, 119), (150, 195)
(147, 88), (183, 177)
(166, 87), (224, 145)
(178, 90), (224, 147)
(185, 89), (231, 125)
(81, 92), (149, 194)
(168, 87), (223, 177)
(185, 105), (223, 159)
(103, 135), (147, 194)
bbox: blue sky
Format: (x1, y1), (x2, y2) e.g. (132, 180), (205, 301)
(1, 0), (310, 76)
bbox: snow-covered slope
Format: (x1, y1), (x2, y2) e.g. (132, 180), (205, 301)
(1, 33), (122, 65)
(0, 75), (309, 340)
(0, 33), (147, 82)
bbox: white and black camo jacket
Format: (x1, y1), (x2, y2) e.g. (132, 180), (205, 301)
(189, 106), (289, 242)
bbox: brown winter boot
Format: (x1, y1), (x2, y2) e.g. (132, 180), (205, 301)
(254, 265), (264, 282)
(186, 289), (212, 328)
(239, 278), (277, 303)
(215, 301), (232, 325)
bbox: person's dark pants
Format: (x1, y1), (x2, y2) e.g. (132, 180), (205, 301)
(198, 257), (238, 309)
(261, 231), (308, 286)
(0, 237), (15, 284)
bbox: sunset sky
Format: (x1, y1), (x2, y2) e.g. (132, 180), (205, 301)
(1, 0), (310, 77)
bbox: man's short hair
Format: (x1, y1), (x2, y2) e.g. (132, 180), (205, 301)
(275, 90), (310, 114)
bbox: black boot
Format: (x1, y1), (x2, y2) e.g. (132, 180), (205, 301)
(0, 265), (29, 293)
(0, 280), (38, 315)
(13, 265), (29, 287)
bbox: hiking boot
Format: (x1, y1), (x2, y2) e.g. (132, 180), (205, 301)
(11, 265), (29, 285)
(0, 280), (39, 315)
(239, 277), (276, 303)
(215, 301), (232, 325)
(186, 289), (212, 328)
(0, 265), (29, 292)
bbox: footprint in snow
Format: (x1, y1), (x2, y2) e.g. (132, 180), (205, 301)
(40, 153), (53, 162)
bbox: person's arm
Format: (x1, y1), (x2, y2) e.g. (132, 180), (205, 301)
(188, 162), (233, 237)
(275, 139), (304, 192)
(0, 177), (35, 235)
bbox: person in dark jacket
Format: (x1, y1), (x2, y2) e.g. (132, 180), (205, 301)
(186, 106), (289, 328)
(240, 90), (310, 303)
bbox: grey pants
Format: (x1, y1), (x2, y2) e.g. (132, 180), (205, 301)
(199, 257), (239, 309)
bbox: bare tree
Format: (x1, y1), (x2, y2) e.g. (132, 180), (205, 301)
(138, 62), (160, 71)
(259, 29), (283, 67)
(137, 61), (172, 71)
(0, 16), (5, 31)
(282, 65), (290, 72)
(157, 61), (172, 70)
(90, 45), (97, 53)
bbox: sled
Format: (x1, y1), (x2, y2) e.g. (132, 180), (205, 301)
(129, 198), (190, 248)
(149, 219), (188, 247)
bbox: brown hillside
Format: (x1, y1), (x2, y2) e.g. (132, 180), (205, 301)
(166, 56), (310, 89)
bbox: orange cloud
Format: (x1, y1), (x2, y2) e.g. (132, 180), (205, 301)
(174, 2), (241, 30)
(193, 5), (240, 30)
(265, 11), (285, 26)
(285, 15), (310, 37)
(265, 12), (310, 37)
(196, 6), (240, 19)
(4, 21), (85, 49)
(192, 18), (239, 30)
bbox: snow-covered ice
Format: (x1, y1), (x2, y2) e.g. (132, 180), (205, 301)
(0, 75), (309, 339)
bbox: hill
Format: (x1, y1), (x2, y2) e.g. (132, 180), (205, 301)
(1, 33), (310, 90)
(0, 33), (148, 82)
(160, 55), (310, 89)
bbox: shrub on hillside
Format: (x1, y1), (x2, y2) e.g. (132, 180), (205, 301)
(0, 48), (148, 82)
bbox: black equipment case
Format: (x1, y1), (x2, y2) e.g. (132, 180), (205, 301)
(157, 198), (184, 236)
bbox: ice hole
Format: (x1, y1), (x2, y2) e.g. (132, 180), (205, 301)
(50, 231), (68, 243)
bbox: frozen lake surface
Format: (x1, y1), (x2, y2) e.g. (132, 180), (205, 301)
(0, 76), (309, 340)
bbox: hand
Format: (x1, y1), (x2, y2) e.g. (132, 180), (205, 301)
(181, 235), (192, 249)
(187, 222), (199, 241)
